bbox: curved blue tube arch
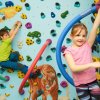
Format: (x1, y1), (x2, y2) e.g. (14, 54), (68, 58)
(56, 6), (97, 86)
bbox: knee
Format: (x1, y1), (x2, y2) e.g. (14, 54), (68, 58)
(13, 51), (20, 58)
(10, 51), (20, 61)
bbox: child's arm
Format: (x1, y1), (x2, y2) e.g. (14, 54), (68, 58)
(88, 8), (100, 47)
(65, 53), (100, 73)
(9, 21), (22, 41)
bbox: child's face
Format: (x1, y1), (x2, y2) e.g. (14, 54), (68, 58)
(1, 33), (9, 40)
(71, 28), (87, 47)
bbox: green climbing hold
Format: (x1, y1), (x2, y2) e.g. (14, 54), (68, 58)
(61, 10), (69, 19)
(26, 55), (32, 61)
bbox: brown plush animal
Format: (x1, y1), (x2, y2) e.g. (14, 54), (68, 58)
(28, 64), (58, 100)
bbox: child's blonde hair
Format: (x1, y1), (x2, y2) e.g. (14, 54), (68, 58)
(71, 23), (88, 36)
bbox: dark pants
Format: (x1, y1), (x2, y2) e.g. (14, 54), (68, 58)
(0, 51), (28, 74)
(76, 80), (100, 100)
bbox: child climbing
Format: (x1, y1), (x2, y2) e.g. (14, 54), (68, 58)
(64, 8), (100, 99)
(0, 21), (36, 78)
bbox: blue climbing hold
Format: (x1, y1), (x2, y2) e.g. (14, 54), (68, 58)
(51, 12), (56, 18)
(5, 1), (14, 7)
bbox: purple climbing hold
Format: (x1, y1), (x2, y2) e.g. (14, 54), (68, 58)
(60, 81), (68, 88)
(5, 76), (10, 81)
(25, 22), (32, 29)
(61, 45), (67, 53)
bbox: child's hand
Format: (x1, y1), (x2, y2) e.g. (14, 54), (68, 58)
(16, 21), (22, 26)
(15, 21), (22, 27)
(92, 62), (100, 68)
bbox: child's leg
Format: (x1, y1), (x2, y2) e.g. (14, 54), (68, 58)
(9, 51), (20, 62)
(89, 80), (100, 100)
(76, 85), (91, 100)
(0, 61), (41, 79)
(0, 61), (28, 74)
(76, 80), (100, 100)
(0, 61), (35, 78)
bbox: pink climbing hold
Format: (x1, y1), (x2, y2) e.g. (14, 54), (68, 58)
(60, 81), (68, 88)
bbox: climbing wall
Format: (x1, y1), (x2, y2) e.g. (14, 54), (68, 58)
(0, 0), (96, 100)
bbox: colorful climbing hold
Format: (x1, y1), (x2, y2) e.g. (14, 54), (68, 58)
(17, 41), (23, 49)
(15, 5), (22, 12)
(0, 67), (5, 74)
(38, 74), (43, 78)
(5, 1), (14, 7)
(0, 84), (6, 89)
(17, 71), (25, 78)
(46, 85), (50, 90)
(50, 47), (56, 53)
(24, 81), (29, 87)
(58, 90), (62, 95)
(55, 2), (61, 10)
(56, 20), (61, 27)
(57, 73), (61, 78)
(7, 68), (14, 73)
(50, 29), (57, 37)
(74, 1), (80, 7)
(3, 26), (11, 32)
(46, 55), (52, 61)
(24, 98), (28, 100)
(36, 38), (41, 44)
(61, 45), (67, 53)
(5, 93), (10, 97)
(39, 56), (42, 60)
(0, 2), (2, 6)
(25, 3), (31, 11)
(63, 64), (67, 69)
(33, 82), (38, 86)
(19, 55), (24, 61)
(10, 84), (14, 88)
(40, 12), (46, 19)
(20, 0), (26, 2)
(27, 31), (41, 39)
(26, 55), (32, 61)
(36, 90), (44, 97)
(66, 38), (71, 43)
(21, 13), (27, 19)
(60, 81), (68, 88)
(51, 12), (55, 18)
(25, 22), (32, 29)
(61, 10), (69, 19)
(26, 38), (34, 45)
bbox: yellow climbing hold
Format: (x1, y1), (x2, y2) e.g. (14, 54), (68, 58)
(26, 38), (34, 45)
(29, 89), (33, 94)
(17, 71), (25, 78)
(5, 93), (10, 97)
(33, 82), (38, 86)
(96, 72), (100, 80)
(7, 68), (14, 73)
(9, 84), (14, 88)
(19, 55), (24, 61)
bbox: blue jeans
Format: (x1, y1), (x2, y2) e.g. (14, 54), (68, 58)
(0, 51), (28, 74)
